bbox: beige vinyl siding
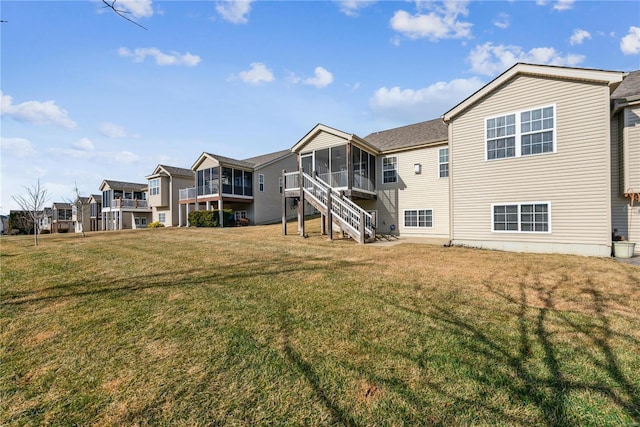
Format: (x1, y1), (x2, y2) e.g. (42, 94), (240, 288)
(148, 176), (169, 208)
(623, 105), (640, 191)
(252, 154), (297, 224)
(169, 176), (193, 226)
(299, 132), (349, 154)
(451, 75), (612, 255)
(395, 145), (449, 237)
(198, 157), (219, 170)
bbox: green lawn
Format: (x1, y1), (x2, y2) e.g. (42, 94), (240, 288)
(1, 222), (639, 426)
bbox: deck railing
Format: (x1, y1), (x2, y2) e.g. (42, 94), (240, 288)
(318, 171), (348, 188)
(179, 187), (196, 201)
(112, 199), (149, 209)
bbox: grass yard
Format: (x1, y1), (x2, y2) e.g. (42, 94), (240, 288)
(1, 220), (639, 426)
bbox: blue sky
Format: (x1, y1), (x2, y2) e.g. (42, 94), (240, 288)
(1, 0), (639, 213)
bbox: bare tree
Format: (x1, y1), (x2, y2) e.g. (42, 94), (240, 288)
(12, 179), (49, 246)
(101, 0), (148, 30)
(69, 181), (87, 238)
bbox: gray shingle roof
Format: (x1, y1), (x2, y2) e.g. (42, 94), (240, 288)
(243, 149), (292, 168)
(364, 118), (448, 152)
(103, 180), (148, 191)
(158, 164), (195, 177)
(203, 153), (255, 169)
(611, 70), (640, 100)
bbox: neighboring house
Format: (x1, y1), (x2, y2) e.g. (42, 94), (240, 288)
(87, 194), (102, 232)
(442, 63), (630, 257)
(178, 149), (297, 226)
(611, 70), (640, 254)
(284, 63), (638, 257)
(99, 180), (151, 230)
(0, 214), (7, 235)
(146, 165), (195, 227)
(71, 196), (90, 233)
(51, 202), (73, 233)
(284, 120), (449, 243)
(39, 208), (53, 234)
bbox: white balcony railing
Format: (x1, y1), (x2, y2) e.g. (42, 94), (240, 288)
(179, 187), (196, 201)
(112, 199), (148, 209)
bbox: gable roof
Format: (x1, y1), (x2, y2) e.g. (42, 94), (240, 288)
(443, 63), (626, 122)
(364, 118), (448, 152)
(191, 152), (255, 171)
(147, 164), (195, 179)
(243, 149), (293, 169)
(291, 123), (378, 153)
(99, 180), (148, 192)
(611, 70), (640, 100)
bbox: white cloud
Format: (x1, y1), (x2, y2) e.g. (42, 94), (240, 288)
(118, 47), (201, 67)
(553, 0), (574, 11)
(370, 77), (485, 122)
(236, 63), (275, 85)
(115, 0), (154, 18)
(98, 122), (139, 139)
(215, 0), (254, 24)
(620, 26), (640, 55)
(71, 137), (94, 151)
(0, 91), (77, 129)
(569, 29), (591, 45)
(493, 13), (510, 30)
(49, 147), (140, 164)
(467, 42), (585, 76)
(335, 0), (377, 17)
(303, 67), (334, 88)
(536, 0), (574, 10)
(390, 1), (472, 41)
(0, 137), (36, 157)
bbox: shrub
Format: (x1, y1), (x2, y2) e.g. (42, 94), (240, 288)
(188, 209), (233, 227)
(148, 221), (165, 228)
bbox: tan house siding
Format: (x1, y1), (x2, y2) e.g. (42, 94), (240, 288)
(393, 145), (449, 238)
(252, 154), (298, 225)
(300, 132), (349, 154)
(623, 105), (640, 191)
(450, 75), (613, 256)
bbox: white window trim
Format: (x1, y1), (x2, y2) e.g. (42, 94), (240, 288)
(259, 174), (265, 192)
(402, 209), (434, 228)
(491, 201), (552, 234)
(438, 147), (449, 178)
(158, 213), (166, 223)
(382, 156), (398, 184)
(485, 104), (556, 161)
(234, 210), (248, 220)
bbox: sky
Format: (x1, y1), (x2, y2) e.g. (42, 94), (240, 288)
(1, 0), (639, 213)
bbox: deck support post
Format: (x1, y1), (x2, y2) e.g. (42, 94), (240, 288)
(298, 169), (305, 237)
(359, 211), (365, 244)
(218, 198), (224, 228)
(326, 190), (333, 241)
(281, 170), (287, 236)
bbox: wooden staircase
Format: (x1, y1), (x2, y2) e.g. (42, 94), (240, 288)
(283, 171), (375, 244)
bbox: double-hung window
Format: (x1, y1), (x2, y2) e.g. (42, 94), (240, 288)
(382, 157), (398, 184)
(149, 178), (160, 196)
(259, 174), (265, 192)
(492, 202), (550, 233)
(439, 148), (449, 178)
(404, 209), (433, 228)
(486, 105), (555, 160)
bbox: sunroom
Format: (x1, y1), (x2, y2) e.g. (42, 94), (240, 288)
(178, 152), (255, 227)
(290, 124), (378, 199)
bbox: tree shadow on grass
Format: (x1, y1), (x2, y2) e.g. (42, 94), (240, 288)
(432, 277), (640, 426)
(1, 256), (360, 308)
